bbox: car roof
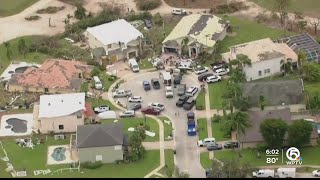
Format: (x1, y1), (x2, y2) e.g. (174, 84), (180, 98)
(199, 73), (213, 77)
(132, 96), (141, 98)
(143, 81), (150, 84)
(186, 98), (194, 103)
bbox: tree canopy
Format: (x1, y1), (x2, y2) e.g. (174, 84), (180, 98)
(207, 158), (252, 178)
(288, 119), (314, 148)
(260, 118), (288, 148)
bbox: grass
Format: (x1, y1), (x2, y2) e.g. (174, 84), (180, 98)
(0, 136), (160, 178)
(305, 81), (320, 97)
(139, 58), (154, 70)
(214, 146), (320, 166)
(158, 149), (175, 176)
(200, 152), (211, 169)
(86, 98), (118, 111)
(0, 0), (39, 17)
(208, 81), (227, 109)
(250, 0), (320, 18)
(196, 92), (206, 110)
(102, 117), (160, 142)
(197, 118), (208, 140)
(159, 117), (173, 140)
(212, 122), (230, 141)
(99, 73), (117, 91)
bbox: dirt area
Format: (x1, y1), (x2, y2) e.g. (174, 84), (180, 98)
(163, 0), (227, 9)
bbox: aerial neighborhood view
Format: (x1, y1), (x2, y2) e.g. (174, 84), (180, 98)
(1, 0), (320, 178)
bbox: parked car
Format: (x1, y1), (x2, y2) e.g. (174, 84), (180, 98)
(197, 138), (216, 147)
(207, 142), (223, 151)
(214, 68), (229, 76)
(183, 98), (196, 110)
(198, 73), (213, 82)
(312, 170), (320, 177)
(141, 107), (161, 115)
(194, 65), (209, 75)
(119, 110), (135, 118)
(127, 103), (142, 111)
(143, 80), (151, 91)
(174, 75), (182, 85)
(93, 106), (110, 114)
(128, 96), (143, 103)
(206, 75), (222, 83)
(210, 61), (227, 70)
(165, 86), (174, 98)
(223, 141), (239, 149)
(176, 95), (189, 107)
(187, 111), (195, 121)
(186, 86), (198, 97)
(144, 19), (153, 29)
(149, 102), (165, 111)
(151, 78), (160, 89)
(172, 8), (187, 15)
(112, 89), (132, 98)
(177, 84), (186, 96)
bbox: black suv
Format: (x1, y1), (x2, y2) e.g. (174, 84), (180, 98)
(174, 75), (182, 85)
(198, 73), (213, 82)
(176, 95), (189, 107)
(183, 98), (195, 110)
(223, 141), (239, 149)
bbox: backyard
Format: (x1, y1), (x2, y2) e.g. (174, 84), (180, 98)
(0, 136), (160, 178)
(0, 0), (39, 17)
(197, 118), (208, 140)
(209, 81), (227, 109)
(102, 117), (160, 142)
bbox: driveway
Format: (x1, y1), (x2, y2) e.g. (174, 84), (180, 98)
(115, 71), (205, 178)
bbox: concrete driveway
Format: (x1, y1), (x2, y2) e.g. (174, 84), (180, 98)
(116, 71), (206, 178)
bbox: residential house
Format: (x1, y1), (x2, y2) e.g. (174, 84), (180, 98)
(86, 19), (143, 62)
(241, 79), (306, 112)
(90, 47), (107, 65)
(221, 38), (298, 81)
(162, 14), (228, 58)
(7, 59), (93, 94)
(234, 108), (318, 148)
(76, 123), (128, 163)
(34, 93), (85, 134)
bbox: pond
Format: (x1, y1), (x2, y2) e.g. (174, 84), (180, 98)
(51, 147), (67, 161)
(6, 118), (27, 133)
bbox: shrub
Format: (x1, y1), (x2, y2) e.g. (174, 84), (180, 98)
(214, 2), (248, 14)
(153, 13), (163, 25)
(196, 104), (204, 110)
(127, 11), (152, 21)
(135, 0), (162, 11)
(81, 161), (103, 169)
(36, 6), (65, 14)
(211, 114), (222, 123)
(91, 67), (101, 77)
(25, 15), (41, 21)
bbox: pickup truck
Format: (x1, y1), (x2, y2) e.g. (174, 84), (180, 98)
(165, 86), (174, 98)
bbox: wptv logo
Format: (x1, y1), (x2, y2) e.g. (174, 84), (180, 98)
(286, 147), (303, 165)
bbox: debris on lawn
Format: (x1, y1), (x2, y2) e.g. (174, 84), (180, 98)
(128, 127), (156, 137)
(15, 138), (35, 149)
(163, 120), (171, 125)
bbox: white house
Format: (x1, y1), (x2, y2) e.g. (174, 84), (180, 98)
(86, 19), (144, 62)
(34, 93), (86, 134)
(221, 38), (298, 81)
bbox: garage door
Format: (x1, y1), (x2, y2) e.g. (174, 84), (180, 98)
(165, 47), (178, 53)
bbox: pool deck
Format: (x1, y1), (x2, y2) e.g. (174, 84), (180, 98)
(0, 113), (34, 137)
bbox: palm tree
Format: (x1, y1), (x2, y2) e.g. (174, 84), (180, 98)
(229, 54), (252, 69)
(298, 50), (307, 73)
(4, 41), (12, 60)
(259, 95), (266, 110)
(280, 59), (293, 75)
(181, 37), (189, 56)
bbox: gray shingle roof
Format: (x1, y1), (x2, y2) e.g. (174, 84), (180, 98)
(241, 79), (305, 107)
(77, 123), (124, 148)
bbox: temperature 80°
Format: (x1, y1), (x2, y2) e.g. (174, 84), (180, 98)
(266, 157), (279, 164)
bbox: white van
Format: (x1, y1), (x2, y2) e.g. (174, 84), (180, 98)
(128, 58), (139, 72)
(277, 168), (296, 178)
(93, 76), (103, 90)
(172, 8), (187, 15)
(252, 169), (275, 178)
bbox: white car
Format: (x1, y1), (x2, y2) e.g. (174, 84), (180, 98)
(149, 102), (165, 111)
(197, 138), (216, 147)
(313, 170), (320, 177)
(112, 89), (132, 98)
(94, 106), (110, 113)
(206, 75), (221, 83)
(172, 8), (187, 15)
(128, 96), (143, 103)
(186, 86), (198, 97)
(194, 66), (209, 75)
(119, 110), (135, 118)
(214, 68), (229, 76)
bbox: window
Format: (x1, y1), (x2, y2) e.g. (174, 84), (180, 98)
(107, 44), (112, 48)
(96, 155), (103, 161)
(258, 71), (262, 76)
(264, 69), (270, 74)
(58, 125), (64, 130)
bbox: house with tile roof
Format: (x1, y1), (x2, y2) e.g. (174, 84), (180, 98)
(7, 59), (93, 94)
(76, 123), (128, 163)
(162, 14), (228, 58)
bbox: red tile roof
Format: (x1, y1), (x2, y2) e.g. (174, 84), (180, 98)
(9, 59), (93, 91)
(84, 102), (94, 117)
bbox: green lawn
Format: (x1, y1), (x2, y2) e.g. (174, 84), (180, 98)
(158, 149), (175, 176)
(197, 118), (208, 140)
(0, 136), (160, 178)
(99, 73), (117, 91)
(196, 92), (206, 110)
(215, 146), (320, 166)
(209, 81), (227, 109)
(139, 58), (154, 70)
(212, 122), (230, 141)
(305, 82), (320, 97)
(102, 117), (160, 142)
(159, 117), (173, 140)
(86, 98), (118, 110)
(250, 0), (320, 18)
(0, 0), (39, 17)
(200, 152), (211, 169)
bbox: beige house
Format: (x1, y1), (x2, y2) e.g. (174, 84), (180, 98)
(234, 109), (318, 149)
(162, 14), (228, 58)
(221, 38), (298, 81)
(76, 123), (128, 163)
(86, 19), (143, 62)
(34, 93), (86, 134)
